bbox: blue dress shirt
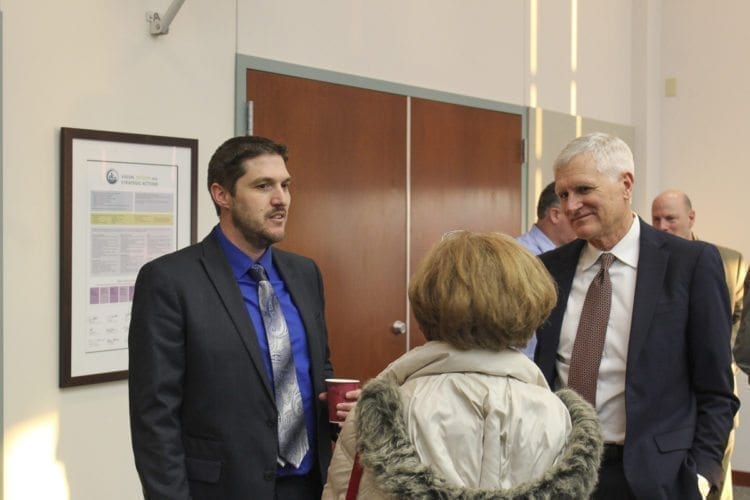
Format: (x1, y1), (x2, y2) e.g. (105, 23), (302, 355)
(516, 224), (556, 255)
(213, 225), (316, 477)
(516, 225), (556, 359)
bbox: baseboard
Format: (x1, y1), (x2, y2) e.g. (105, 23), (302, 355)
(733, 470), (750, 487)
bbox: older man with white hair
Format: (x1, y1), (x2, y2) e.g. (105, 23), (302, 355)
(534, 133), (738, 499)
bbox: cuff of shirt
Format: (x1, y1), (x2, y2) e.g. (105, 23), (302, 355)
(697, 474), (711, 499)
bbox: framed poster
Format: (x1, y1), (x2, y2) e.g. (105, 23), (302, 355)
(60, 128), (197, 387)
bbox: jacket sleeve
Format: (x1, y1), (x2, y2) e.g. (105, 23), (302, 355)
(734, 271), (750, 381)
(321, 410), (358, 500)
(689, 245), (741, 486)
(729, 252), (748, 347)
(129, 260), (191, 500)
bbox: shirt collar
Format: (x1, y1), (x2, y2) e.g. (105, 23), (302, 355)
(579, 213), (640, 271)
(212, 225), (274, 279)
(530, 224), (555, 250)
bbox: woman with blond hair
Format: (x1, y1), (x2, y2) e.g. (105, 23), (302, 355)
(322, 231), (602, 499)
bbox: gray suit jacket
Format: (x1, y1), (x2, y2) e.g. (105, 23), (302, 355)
(735, 272), (750, 381)
(713, 244), (748, 346)
(535, 219), (738, 499)
(129, 233), (334, 499)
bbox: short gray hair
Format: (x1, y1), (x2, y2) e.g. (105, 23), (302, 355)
(554, 132), (634, 180)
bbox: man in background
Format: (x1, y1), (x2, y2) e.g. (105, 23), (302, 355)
(652, 189), (746, 344)
(535, 133), (737, 498)
(517, 181), (577, 255)
(652, 189), (748, 500)
(517, 181), (577, 357)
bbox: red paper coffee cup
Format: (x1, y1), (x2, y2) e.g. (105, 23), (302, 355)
(325, 378), (360, 423)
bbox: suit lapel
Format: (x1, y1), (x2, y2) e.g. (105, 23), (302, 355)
(546, 241), (584, 331)
(199, 234), (275, 402)
(538, 240), (585, 385)
(627, 221), (668, 367)
(272, 251), (307, 316)
(273, 251), (334, 455)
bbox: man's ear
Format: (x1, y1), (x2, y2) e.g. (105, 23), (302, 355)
(549, 206), (562, 223)
(210, 182), (232, 211)
(621, 172), (635, 200)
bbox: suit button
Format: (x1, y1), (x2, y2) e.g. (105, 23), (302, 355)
(263, 470), (275, 481)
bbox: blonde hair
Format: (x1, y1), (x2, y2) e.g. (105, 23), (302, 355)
(408, 231), (557, 351)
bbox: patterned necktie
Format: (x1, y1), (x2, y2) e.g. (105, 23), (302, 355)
(567, 252), (616, 407)
(249, 264), (308, 468)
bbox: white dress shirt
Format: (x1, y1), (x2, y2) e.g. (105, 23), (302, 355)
(556, 214), (640, 443)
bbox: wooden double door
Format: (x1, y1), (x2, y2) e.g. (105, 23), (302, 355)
(247, 69), (522, 382)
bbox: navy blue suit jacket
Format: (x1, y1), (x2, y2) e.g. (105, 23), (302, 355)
(129, 233), (335, 499)
(535, 219), (739, 499)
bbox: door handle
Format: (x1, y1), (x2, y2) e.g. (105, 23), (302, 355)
(391, 320), (406, 335)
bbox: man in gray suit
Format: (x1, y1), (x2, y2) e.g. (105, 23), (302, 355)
(129, 136), (356, 499)
(517, 181), (577, 256)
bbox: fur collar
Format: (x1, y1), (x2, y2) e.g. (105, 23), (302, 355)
(355, 378), (602, 499)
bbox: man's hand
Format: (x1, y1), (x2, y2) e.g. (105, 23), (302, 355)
(319, 390), (362, 427)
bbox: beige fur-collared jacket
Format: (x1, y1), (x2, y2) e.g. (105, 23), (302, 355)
(322, 341), (602, 499)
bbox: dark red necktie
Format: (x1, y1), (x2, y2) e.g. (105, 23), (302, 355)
(567, 253), (615, 406)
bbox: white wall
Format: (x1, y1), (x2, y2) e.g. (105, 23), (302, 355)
(661, 0), (750, 255)
(238, 0), (527, 109)
(237, 0), (633, 125)
(1, 0), (235, 498)
(660, 0), (750, 472)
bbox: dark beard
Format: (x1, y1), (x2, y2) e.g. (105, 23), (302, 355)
(231, 209), (284, 251)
